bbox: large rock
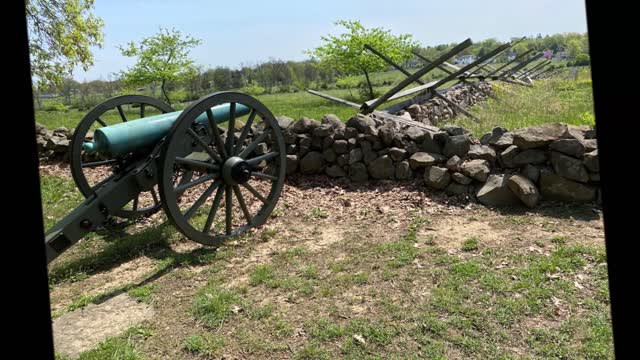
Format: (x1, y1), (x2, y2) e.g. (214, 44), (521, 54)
(549, 139), (586, 158)
(409, 152), (446, 169)
(326, 165), (346, 178)
(421, 131), (446, 154)
(336, 154), (349, 167)
(323, 148), (337, 163)
(551, 152), (589, 183)
(424, 166), (451, 190)
(332, 140), (348, 154)
(513, 149), (547, 166)
(405, 127), (426, 143)
(313, 124), (334, 137)
(468, 145), (497, 163)
(512, 123), (571, 149)
(452, 172), (473, 185)
(441, 125), (466, 136)
(286, 155), (298, 175)
(349, 148), (363, 164)
(476, 174), (521, 206)
(321, 114), (344, 129)
(275, 115), (294, 129)
(389, 147), (407, 161)
(460, 159), (491, 182)
(480, 126), (508, 145)
(498, 145), (520, 168)
(378, 123), (396, 145)
(349, 162), (369, 182)
(442, 135), (471, 157)
(584, 139), (598, 152)
(507, 175), (540, 208)
(490, 132), (514, 148)
(346, 114), (376, 132)
(584, 150), (599, 172)
(540, 170), (596, 202)
(291, 117), (320, 134)
(395, 161), (412, 180)
(368, 155), (394, 179)
(521, 164), (540, 183)
(299, 151), (325, 174)
(445, 155), (462, 172)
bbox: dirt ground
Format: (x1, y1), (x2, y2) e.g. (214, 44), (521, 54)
(44, 164), (609, 359)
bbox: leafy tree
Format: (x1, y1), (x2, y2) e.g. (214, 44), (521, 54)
(567, 39), (584, 59)
(118, 28), (202, 105)
(308, 20), (420, 99)
(25, 0), (104, 88)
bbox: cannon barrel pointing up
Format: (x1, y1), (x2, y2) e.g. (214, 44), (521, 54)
(83, 102), (251, 157)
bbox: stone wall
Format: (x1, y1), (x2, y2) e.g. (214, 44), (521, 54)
(277, 115), (600, 208)
(34, 81), (600, 209)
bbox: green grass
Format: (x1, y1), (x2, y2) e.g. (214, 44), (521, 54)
(450, 67), (595, 136)
(461, 237), (480, 251)
(182, 332), (225, 357)
(191, 282), (242, 328)
(77, 325), (152, 360)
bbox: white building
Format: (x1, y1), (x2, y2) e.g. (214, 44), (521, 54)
(454, 54), (477, 65)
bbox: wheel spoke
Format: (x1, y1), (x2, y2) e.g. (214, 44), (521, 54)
(251, 172), (278, 181)
(238, 130), (269, 159)
(185, 179), (221, 220)
(81, 159), (118, 168)
(132, 195), (139, 211)
(174, 173), (217, 194)
(96, 117), (107, 127)
(117, 105), (128, 122)
(233, 185), (252, 225)
(140, 103), (145, 119)
(226, 102), (236, 156)
(150, 188), (160, 205)
(206, 109), (228, 159)
(246, 152), (279, 167)
(240, 182), (267, 204)
(175, 156), (219, 171)
(225, 185), (233, 235)
(203, 183), (225, 233)
(234, 109), (257, 155)
(187, 128), (223, 164)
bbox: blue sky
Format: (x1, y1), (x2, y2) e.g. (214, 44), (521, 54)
(73, 0), (588, 81)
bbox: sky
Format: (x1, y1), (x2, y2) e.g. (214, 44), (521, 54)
(72, 0), (588, 81)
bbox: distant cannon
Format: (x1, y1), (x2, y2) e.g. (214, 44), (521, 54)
(46, 92), (286, 264)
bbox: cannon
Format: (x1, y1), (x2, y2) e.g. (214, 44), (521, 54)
(45, 92), (286, 265)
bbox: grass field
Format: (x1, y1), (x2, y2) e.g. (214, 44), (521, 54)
(41, 66), (610, 359)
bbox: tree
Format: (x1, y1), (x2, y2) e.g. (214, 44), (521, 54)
(118, 28), (202, 105)
(567, 39), (584, 59)
(308, 20), (419, 99)
(25, 0), (104, 88)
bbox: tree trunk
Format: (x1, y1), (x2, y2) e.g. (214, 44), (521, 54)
(363, 69), (374, 100)
(161, 79), (172, 105)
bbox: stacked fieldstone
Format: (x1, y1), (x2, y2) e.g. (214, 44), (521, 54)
(275, 115), (600, 208)
(34, 111), (601, 208)
(35, 123), (72, 162)
(396, 82), (493, 125)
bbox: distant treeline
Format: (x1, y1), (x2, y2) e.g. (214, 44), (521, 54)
(36, 32), (588, 110)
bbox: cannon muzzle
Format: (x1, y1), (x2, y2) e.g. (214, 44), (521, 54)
(83, 103), (251, 157)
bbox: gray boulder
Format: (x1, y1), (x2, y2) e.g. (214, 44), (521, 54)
(300, 151), (325, 174)
(521, 164), (540, 183)
(583, 150), (599, 172)
(424, 166), (451, 190)
(498, 145), (520, 168)
(551, 152), (589, 183)
(326, 165), (346, 178)
(349, 162), (369, 182)
(346, 114), (376, 132)
(368, 155), (394, 179)
(476, 174), (521, 206)
(395, 161), (412, 180)
(512, 122), (571, 149)
(275, 115), (294, 129)
(286, 155), (298, 175)
(442, 135), (471, 157)
(460, 159), (491, 182)
(549, 139), (586, 158)
(409, 152), (446, 169)
(507, 175), (540, 208)
(291, 117), (320, 134)
(513, 149), (547, 166)
(468, 144), (497, 163)
(540, 169), (596, 202)
(452, 172), (473, 185)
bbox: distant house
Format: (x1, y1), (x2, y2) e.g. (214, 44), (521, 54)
(38, 93), (60, 99)
(505, 52), (517, 62)
(552, 51), (569, 61)
(454, 54), (477, 65)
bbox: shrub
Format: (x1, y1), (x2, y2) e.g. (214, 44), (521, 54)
(43, 102), (70, 112)
(241, 84), (266, 95)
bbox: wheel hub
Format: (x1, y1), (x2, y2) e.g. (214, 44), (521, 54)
(223, 156), (251, 184)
